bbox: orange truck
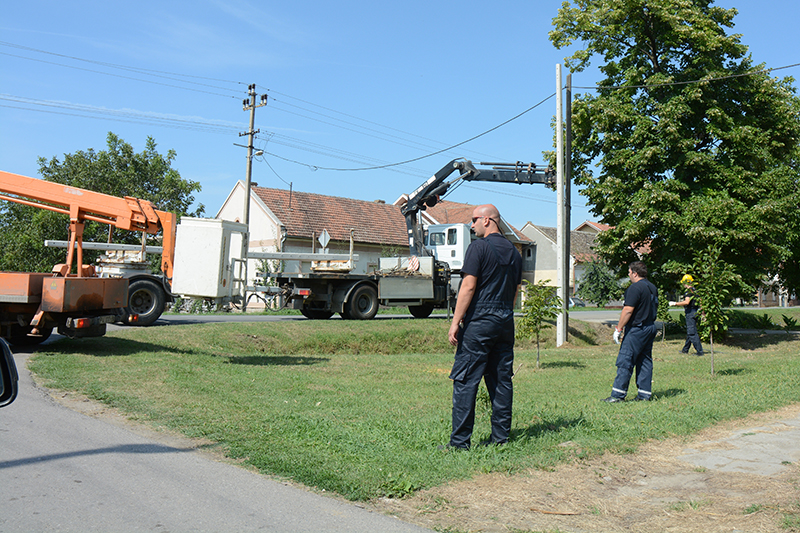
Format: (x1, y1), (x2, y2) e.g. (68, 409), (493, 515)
(0, 170), (177, 345)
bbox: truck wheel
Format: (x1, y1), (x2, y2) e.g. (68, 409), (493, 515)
(124, 279), (166, 326)
(7, 325), (52, 346)
(409, 303), (434, 319)
(300, 308), (334, 320)
(344, 284), (378, 320)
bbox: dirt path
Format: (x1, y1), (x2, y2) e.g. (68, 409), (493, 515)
(371, 404), (800, 533)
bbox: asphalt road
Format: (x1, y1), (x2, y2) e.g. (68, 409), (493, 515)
(0, 344), (430, 533)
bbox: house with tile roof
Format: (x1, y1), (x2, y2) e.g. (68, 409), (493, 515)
(518, 222), (600, 294)
(574, 220), (612, 234)
(217, 181), (411, 279)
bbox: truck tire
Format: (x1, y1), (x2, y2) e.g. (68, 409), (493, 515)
(300, 307), (334, 320)
(124, 279), (166, 326)
(344, 284), (379, 320)
(408, 303), (434, 319)
(7, 325), (52, 346)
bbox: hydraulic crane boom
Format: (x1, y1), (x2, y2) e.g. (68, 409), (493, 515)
(0, 171), (177, 279)
(400, 160), (554, 257)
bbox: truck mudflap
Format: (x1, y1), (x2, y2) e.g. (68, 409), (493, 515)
(59, 313), (120, 339)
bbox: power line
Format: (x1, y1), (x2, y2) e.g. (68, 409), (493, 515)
(263, 88), (502, 161)
(0, 94), (241, 134)
(0, 41), (510, 163)
(296, 93), (557, 172)
(0, 41), (242, 94)
(571, 62), (800, 90)
(0, 51), (239, 100)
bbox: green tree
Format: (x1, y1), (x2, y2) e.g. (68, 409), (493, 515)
(550, 1), (800, 295)
(692, 245), (744, 375)
(0, 133), (203, 273)
(576, 260), (622, 307)
(516, 279), (563, 368)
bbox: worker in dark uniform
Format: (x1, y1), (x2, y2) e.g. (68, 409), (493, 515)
(672, 274), (704, 356)
(604, 261), (659, 403)
(446, 204), (522, 449)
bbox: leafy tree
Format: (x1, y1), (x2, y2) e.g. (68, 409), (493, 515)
(516, 279), (563, 368)
(0, 133), (203, 273)
(692, 245), (744, 375)
(550, 1), (800, 295)
(576, 260), (622, 307)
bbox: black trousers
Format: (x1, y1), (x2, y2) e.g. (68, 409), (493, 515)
(449, 309), (515, 449)
(682, 309), (704, 354)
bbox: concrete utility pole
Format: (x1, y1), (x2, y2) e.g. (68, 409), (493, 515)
(240, 84), (268, 311)
(555, 65), (572, 347)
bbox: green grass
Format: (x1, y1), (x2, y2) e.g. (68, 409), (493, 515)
(27, 318), (800, 501)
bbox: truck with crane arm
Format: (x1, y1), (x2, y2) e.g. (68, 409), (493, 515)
(261, 159), (554, 319)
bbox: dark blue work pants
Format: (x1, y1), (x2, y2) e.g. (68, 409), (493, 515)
(682, 309), (704, 354)
(449, 309), (515, 449)
(611, 324), (658, 400)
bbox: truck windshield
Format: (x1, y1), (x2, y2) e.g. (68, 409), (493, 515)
(429, 232), (445, 246)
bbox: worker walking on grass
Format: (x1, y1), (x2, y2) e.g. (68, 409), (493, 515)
(604, 261), (659, 403)
(446, 204), (521, 449)
(671, 274), (704, 356)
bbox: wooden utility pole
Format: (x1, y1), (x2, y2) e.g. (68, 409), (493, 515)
(240, 84), (268, 311)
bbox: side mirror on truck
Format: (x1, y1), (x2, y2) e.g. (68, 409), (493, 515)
(0, 338), (19, 408)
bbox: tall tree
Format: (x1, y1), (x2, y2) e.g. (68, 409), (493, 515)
(550, 1), (800, 297)
(0, 133), (204, 273)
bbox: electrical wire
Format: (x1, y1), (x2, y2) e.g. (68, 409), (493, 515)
(571, 62), (800, 90)
(5, 40), (798, 179)
(299, 92), (557, 172)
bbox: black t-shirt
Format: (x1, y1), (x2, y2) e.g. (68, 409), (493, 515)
(683, 287), (698, 313)
(623, 278), (658, 326)
(461, 233), (522, 311)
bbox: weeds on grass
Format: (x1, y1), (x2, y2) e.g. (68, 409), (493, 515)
(743, 503), (764, 514)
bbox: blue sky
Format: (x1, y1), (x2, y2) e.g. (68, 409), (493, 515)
(2, 0), (798, 231)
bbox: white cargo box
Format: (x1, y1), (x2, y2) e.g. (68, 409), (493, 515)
(171, 218), (247, 299)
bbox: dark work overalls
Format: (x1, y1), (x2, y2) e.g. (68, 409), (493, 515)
(449, 236), (518, 449)
(681, 289), (704, 355)
(611, 280), (658, 401)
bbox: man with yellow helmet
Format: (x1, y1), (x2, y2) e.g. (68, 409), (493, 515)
(670, 274), (704, 356)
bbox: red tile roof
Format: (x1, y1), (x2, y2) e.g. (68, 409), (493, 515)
(423, 200), (475, 224)
(574, 220), (612, 233)
(423, 199), (530, 243)
(251, 186), (409, 245)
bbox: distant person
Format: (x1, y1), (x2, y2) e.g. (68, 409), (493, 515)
(672, 274), (704, 356)
(445, 204), (521, 449)
(604, 261), (659, 403)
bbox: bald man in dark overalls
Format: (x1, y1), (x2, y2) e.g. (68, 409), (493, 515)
(446, 204), (522, 450)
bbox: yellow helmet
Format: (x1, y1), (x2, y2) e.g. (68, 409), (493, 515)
(681, 274), (694, 284)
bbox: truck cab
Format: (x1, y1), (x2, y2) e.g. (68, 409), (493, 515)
(423, 223), (474, 273)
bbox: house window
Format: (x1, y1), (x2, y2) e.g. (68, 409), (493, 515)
(524, 245), (536, 271)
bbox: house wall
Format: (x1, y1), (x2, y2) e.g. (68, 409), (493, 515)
(519, 224), (582, 294)
(521, 228), (558, 285)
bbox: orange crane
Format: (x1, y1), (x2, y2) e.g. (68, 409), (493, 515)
(0, 170), (177, 345)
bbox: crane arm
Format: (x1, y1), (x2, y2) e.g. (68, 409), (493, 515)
(0, 170), (176, 278)
(400, 160), (554, 256)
